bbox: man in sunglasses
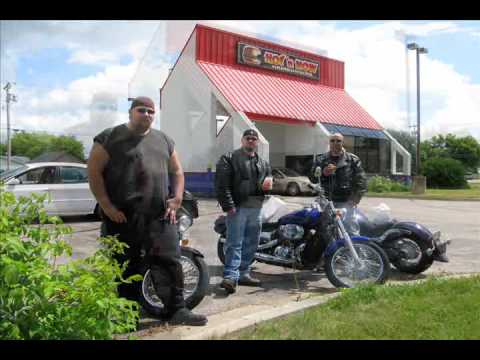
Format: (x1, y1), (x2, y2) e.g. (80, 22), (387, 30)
(215, 129), (272, 294)
(88, 96), (207, 326)
(311, 133), (367, 207)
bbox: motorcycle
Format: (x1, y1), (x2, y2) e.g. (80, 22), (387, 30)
(310, 166), (450, 275)
(138, 191), (209, 317)
(214, 183), (391, 288)
(342, 204), (451, 275)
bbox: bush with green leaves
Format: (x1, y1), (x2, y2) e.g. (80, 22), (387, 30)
(422, 157), (469, 189)
(0, 187), (141, 339)
(367, 176), (410, 193)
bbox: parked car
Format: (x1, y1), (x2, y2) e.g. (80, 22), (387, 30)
(271, 167), (314, 196)
(0, 162), (98, 217)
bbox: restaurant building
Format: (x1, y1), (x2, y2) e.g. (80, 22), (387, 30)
(160, 24), (411, 194)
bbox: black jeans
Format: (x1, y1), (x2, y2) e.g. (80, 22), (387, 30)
(101, 210), (185, 313)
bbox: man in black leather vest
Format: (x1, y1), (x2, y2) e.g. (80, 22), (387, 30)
(215, 129), (272, 294)
(88, 96), (206, 326)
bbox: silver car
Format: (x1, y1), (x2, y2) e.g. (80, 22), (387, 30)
(271, 167), (314, 196)
(0, 162), (98, 217)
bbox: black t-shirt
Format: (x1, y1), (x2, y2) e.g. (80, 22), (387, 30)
(94, 124), (175, 215)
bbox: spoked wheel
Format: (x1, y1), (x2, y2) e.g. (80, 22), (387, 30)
(140, 248), (209, 317)
(325, 241), (390, 288)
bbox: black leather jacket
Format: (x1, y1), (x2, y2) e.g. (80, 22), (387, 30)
(311, 151), (367, 203)
(215, 148), (272, 212)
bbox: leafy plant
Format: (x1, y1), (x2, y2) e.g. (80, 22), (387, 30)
(367, 176), (410, 193)
(422, 157), (469, 189)
(0, 187), (141, 339)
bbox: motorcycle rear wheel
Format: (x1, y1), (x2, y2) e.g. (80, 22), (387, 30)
(325, 241), (390, 288)
(140, 247), (209, 317)
(386, 235), (434, 274)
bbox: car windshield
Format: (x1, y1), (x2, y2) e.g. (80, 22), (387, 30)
(0, 166), (29, 181)
(278, 168), (300, 177)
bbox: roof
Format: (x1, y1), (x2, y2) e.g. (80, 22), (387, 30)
(28, 151), (84, 164)
(25, 162), (87, 168)
(197, 61), (383, 130)
(322, 124), (387, 140)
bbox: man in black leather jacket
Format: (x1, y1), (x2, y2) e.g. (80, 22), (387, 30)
(311, 133), (367, 206)
(215, 129), (272, 294)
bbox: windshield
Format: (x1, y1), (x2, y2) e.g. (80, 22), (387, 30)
(0, 166), (29, 181)
(278, 168), (300, 177)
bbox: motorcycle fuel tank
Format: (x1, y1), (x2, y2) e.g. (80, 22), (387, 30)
(278, 207), (322, 227)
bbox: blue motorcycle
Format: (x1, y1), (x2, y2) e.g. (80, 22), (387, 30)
(214, 183), (390, 288)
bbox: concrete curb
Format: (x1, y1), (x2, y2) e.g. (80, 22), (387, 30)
(141, 292), (341, 340)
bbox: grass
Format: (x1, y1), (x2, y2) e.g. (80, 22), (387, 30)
(366, 182), (480, 201)
(223, 276), (480, 340)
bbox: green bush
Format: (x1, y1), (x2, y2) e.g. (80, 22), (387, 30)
(367, 176), (410, 193)
(0, 187), (141, 339)
(422, 157), (469, 189)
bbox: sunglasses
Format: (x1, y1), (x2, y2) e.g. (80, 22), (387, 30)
(330, 139), (343, 143)
(245, 137), (258, 142)
(135, 107), (155, 115)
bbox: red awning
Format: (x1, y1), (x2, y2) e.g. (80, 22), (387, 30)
(198, 61), (383, 130)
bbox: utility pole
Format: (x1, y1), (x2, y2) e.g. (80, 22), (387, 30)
(3, 82), (17, 171)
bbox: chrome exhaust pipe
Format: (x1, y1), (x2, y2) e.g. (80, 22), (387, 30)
(254, 253), (294, 266)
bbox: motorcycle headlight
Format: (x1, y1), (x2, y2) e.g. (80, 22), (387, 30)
(177, 215), (193, 233)
(278, 224), (304, 241)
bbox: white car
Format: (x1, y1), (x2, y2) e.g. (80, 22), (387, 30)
(0, 162), (98, 217)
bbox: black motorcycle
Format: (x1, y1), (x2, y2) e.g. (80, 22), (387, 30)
(215, 183), (390, 288)
(138, 191), (209, 317)
(342, 206), (450, 274)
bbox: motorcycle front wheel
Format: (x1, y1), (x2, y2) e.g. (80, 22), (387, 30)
(140, 247), (209, 317)
(325, 241), (390, 288)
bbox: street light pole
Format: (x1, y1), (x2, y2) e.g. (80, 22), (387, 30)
(407, 43), (428, 193)
(407, 43), (428, 175)
(415, 47), (421, 175)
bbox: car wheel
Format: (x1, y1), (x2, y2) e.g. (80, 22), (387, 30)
(286, 183), (300, 196)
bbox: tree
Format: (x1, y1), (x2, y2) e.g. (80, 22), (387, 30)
(11, 132), (85, 161)
(0, 143), (5, 156)
(421, 134), (480, 173)
(386, 128), (417, 174)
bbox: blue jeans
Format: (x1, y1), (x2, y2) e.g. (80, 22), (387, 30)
(223, 207), (262, 282)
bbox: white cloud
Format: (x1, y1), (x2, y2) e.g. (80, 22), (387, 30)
(67, 49), (119, 65)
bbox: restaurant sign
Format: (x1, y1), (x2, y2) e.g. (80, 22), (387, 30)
(237, 42), (320, 80)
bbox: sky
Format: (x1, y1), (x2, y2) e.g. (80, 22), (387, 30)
(1, 20), (479, 156)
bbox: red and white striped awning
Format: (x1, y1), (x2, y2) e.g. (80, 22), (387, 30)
(198, 61), (383, 130)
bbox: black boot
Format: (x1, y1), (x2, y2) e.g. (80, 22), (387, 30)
(168, 308), (208, 326)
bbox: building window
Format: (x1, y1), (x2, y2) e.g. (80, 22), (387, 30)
(215, 100), (231, 137)
(353, 137), (390, 175)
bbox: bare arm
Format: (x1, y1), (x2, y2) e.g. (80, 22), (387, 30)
(165, 149), (184, 224)
(87, 142), (126, 223)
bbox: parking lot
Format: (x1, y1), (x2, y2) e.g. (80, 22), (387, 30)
(61, 195), (480, 333)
